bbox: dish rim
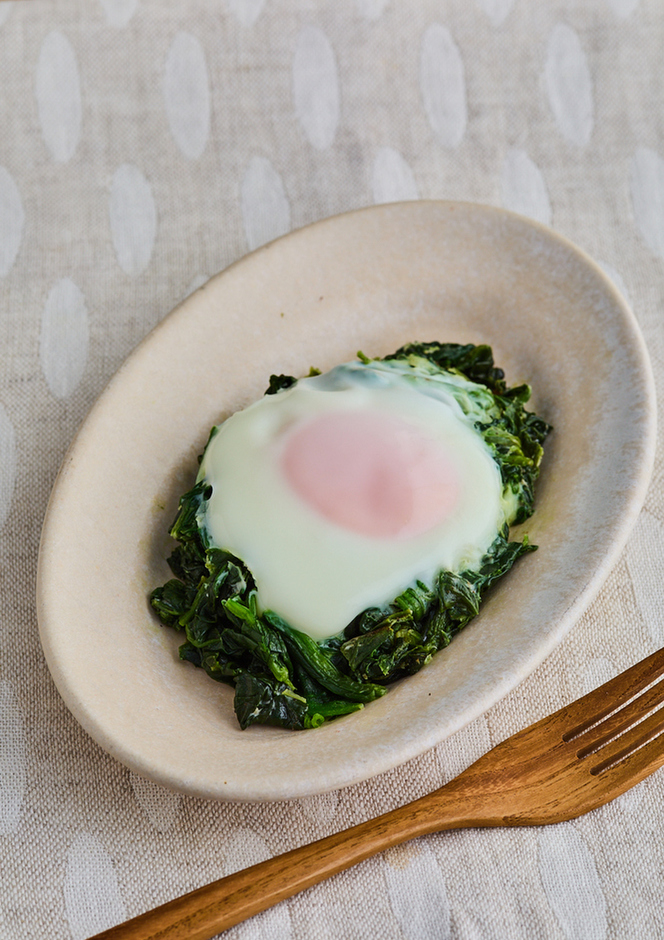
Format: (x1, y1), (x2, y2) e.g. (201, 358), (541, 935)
(36, 200), (657, 801)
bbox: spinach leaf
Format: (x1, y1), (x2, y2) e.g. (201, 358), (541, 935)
(384, 341), (507, 393)
(265, 374), (297, 395)
(233, 673), (308, 730)
(150, 579), (194, 628)
(263, 609), (386, 703)
(149, 342), (551, 731)
(337, 531), (535, 684)
(293, 664), (365, 728)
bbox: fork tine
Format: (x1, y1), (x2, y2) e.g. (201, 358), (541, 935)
(588, 702), (664, 775)
(573, 722), (664, 812)
(561, 647), (664, 741)
(574, 674), (664, 758)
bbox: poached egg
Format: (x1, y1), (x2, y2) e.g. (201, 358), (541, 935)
(197, 358), (514, 641)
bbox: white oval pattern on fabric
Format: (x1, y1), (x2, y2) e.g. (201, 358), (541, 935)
(39, 278), (89, 400)
(383, 843), (451, 940)
(0, 681), (26, 835)
(0, 2), (13, 27)
(299, 790), (339, 825)
(224, 828), (271, 875)
(545, 24), (593, 147)
(356, 0), (389, 20)
(182, 273), (210, 301)
(129, 772), (181, 832)
(227, 904), (293, 940)
(35, 30), (82, 163)
(241, 156), (291, 251)
(223, 829), (293, 940)
(630, 147), (664, 259)
(501, 149), (552, 226)
(109, 164), (157, 276)
(292, 26), (340, 151)
(372, 147), (419, 204)
(582, 656), (616, 696)
(64, 832), (127, 940)
(625, 509), (664, 646)
(606, 0), (640, 17)
(0, 404), (16, 532)
(0, 165), (24, 277)
(98, 0), (138, 28)
(436, 714), (492, 783)
(537, 823), (607, 940)
(420, 24), (467, 149)
(476, 0), (515, 27)
(225, 0), (266, 27)
(164, 32), (210, 160)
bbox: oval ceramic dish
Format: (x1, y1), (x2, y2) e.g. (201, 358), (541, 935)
(37, 202), (656, 801)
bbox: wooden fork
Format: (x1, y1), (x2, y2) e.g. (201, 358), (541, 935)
(92, 647), (664, 940)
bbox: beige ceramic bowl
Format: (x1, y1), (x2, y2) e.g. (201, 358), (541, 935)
(37, 202), (656, 801)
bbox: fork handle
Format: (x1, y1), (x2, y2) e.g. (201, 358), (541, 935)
(89, 787), (475, 940)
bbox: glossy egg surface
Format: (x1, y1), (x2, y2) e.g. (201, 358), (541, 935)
(198, 359), (513, 640)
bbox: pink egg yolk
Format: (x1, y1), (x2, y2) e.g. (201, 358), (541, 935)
(281, 410), (461, 539)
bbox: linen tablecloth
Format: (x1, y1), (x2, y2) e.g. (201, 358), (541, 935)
(2, 1), (664, 937)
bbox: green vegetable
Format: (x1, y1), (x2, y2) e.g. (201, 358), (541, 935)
(150, 342), (551, 731)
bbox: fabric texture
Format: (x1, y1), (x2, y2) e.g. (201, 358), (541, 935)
(1, 0), (664, 937)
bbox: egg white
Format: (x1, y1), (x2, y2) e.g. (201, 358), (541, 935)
(198, 360), (512, 641)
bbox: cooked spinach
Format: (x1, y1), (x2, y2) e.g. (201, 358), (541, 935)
(150, 342), (551, 731)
